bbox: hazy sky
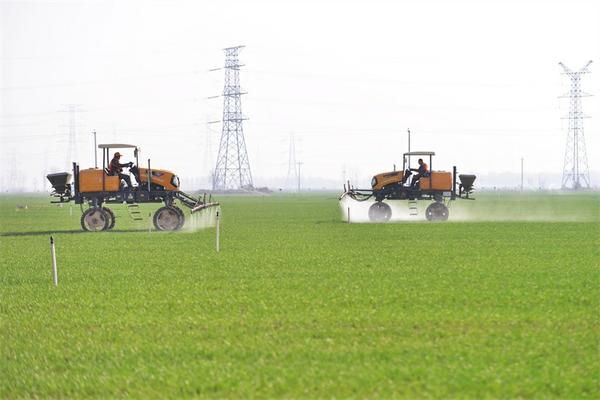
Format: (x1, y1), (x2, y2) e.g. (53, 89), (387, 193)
(1, 0), (599, 190)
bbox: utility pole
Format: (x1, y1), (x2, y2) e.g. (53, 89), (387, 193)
(8, 150), (17, 192)
(297, 161), (303, 192)
(520, 157), (524, 191)
(286, 133), (298, 191)
(559, 61), (592, 190)
(211, 46), (253, 190)
(92, 130), (97, 168)
(203, 116), (214, 188)
(42, 153), (48, 192)
(407, 128), (411, 153)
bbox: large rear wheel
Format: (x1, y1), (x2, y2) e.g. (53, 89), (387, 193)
(153, 206), (184, 231)
(368, 202), (392, 222)
(81, 207), (109, 231)
(425, 202), (449, 221)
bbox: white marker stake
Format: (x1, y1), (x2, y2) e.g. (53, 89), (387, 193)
(216, 211), (220, 252)
(348, 207), (351, 224)
(50, 236), (58, 286)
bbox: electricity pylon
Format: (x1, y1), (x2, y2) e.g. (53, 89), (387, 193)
(212, 46), (253, 190)
(559, 61), (592, 190)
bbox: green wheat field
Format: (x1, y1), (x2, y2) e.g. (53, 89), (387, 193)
(1, 192), (599, 398)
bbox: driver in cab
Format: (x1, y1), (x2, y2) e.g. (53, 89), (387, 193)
(410, 158), (429, 188)
(108, 152), (134, 189)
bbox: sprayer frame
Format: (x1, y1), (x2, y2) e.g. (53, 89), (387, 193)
(340, 151), (476, 222)
(47, 143), (218, 231)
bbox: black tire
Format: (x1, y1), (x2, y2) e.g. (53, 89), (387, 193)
(81, 207), (109, 232)
(103, 207), (116, 230)
(153, 206), (184, 231)
(171, 205), (185, 230)
(368, 202), (392, 222)
(425, 202), (449, 221)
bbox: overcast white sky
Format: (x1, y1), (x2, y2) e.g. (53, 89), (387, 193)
(1, 0), (599, 190)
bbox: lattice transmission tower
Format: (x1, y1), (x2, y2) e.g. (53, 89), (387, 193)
(559, 61), (592, 190)
(212, 46), (253, 190)
(285, 133), (298, 191)
(61, 104), (83, 170)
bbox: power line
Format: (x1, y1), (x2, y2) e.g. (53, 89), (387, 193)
(0, 70), (205, 91)
(0, 98), (203, 120)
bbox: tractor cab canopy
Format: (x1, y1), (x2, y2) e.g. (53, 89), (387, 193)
(98, 143), (138, 149)
(98, 144), (140, 170)
(403, 151), (435, 171)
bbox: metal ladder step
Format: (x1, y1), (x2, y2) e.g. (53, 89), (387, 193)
(408, 200), (418, 216)
(127, 204), (145, 221)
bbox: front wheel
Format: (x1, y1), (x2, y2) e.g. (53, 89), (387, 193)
(425, 202), (449, 221)
(81, 207), (110, 231)
(153, 206), (185, 231)
(368, 202), (392, 222)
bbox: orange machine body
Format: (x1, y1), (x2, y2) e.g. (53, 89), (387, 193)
(371, 170), (451, 191)
(78, 167), (180, 192)
(137, 168), (180, 191)
(78, 169), (120, 192)
(372, 171), (403, 191)
(419, 171), (452, 191)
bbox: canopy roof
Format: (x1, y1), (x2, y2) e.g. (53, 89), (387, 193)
(403, 151), (435, 156)
(98, 144), (138, 149)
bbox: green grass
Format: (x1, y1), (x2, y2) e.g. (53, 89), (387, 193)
(1, 192), (599, 398)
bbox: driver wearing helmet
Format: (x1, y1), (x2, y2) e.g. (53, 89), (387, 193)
(108, 152), (133, 188)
